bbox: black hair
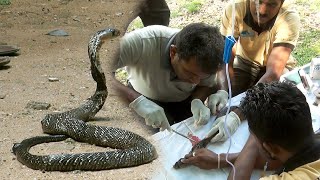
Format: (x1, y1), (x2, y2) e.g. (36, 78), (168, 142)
(240, 81), (314, 151)
(174, 23), (224, 74)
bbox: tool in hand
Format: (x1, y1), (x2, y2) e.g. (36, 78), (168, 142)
(172, 129), (197, 142)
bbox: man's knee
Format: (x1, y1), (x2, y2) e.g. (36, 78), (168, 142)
(231, 68), (255, 96)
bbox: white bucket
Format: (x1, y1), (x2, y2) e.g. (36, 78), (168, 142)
(310, 57), (320, 80)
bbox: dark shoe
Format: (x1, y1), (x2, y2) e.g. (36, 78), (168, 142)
(0, 56), (10, 66)
(0, 45), (20, 56)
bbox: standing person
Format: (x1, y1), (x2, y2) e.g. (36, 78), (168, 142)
(180, 81), (320, 180)
(206, 0), (301, 143)
(112, 23), (228, 131)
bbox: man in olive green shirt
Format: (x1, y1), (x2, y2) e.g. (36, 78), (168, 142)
(206, 0), (301, 144)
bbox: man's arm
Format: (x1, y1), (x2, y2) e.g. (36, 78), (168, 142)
(110, 74), (141, 103)
(257, 9), (300, 84)
(111, 75), (172, 131)
(229, 45), (293, 123)
(181, 135), (282, 173)
(228, 134), (260, 180)
(228, 134), (283, 180)
(227, 44), (291, 123)
(217, 67), (229, 92)
(181, 148), (239, 169)
(257, 44), (293, 84)
(181, 137), (282, 173)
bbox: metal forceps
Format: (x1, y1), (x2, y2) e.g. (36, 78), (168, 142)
(172, 129), (197, 142)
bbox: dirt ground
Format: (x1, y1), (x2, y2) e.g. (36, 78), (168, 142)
(0, 0), (162, 179)
(1, 0), (319, 179)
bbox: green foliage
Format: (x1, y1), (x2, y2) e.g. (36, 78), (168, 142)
(293, 29), (320, 66)
(115, 68), (128, 85)
(0, 0), (10, 5)
(296, 0), (320, 11)
(126, 18), (144, 32)
(184, 0), (202, 14)
(171, 10), (181, 18)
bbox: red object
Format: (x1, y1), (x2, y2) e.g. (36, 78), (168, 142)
(187, 132), (201, 146)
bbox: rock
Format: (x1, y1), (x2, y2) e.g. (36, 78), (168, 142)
(45, 29), (69, 36)
(48, 77), (59, 82)
(72, 16), (80, 22)
(0, 93), (7, 99)
(26, 101), (51, 110)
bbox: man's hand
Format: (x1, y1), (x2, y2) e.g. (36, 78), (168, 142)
(191, 99), (210, 126)
(180, 148), (219, 170)
(207, 111), (240, 143)
(129, 95), (171, 131)
(208, 90), (228, 115)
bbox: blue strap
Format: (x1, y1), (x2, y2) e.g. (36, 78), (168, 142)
(223, 35), (236, 64)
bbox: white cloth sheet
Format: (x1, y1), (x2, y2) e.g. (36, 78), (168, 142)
(151, 66), (320, 180)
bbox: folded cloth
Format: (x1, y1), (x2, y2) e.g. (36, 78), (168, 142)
(0, 45), (20, 55)
(0, 56), (10, 66)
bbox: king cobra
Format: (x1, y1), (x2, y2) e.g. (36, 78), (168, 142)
(12, 28), (158, 171)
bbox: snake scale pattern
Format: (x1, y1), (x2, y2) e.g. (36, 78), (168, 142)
(12, 28), (158, 171)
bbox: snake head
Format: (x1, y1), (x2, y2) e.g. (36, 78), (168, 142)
(109, 28), (121, 36)
(12, 143), (22, 155)
(173, 158), (190, 169)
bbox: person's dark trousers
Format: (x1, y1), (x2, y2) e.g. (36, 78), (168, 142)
(127, 82), (192, 125)
(150, 97), (193, 125)
(231, 56), (266, 96)
(139, 0), (170, 26)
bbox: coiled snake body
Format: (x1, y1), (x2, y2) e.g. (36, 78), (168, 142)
(12, 28), (158, 171)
